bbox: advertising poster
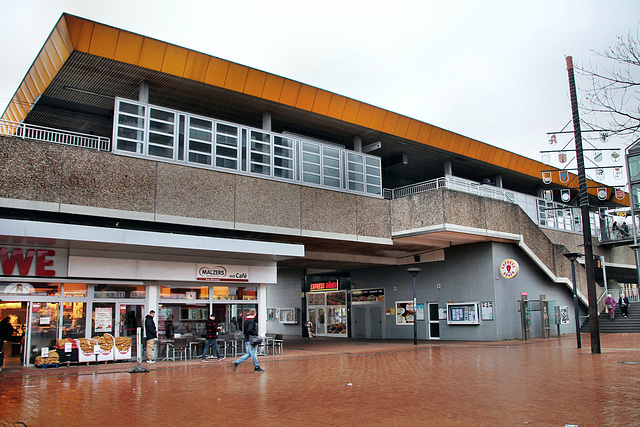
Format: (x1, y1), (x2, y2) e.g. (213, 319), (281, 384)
(351, 288), (385, 303)
(481, 301), (494, 320)
(396, 301), (415, 325)
(95, 307), (113, 332)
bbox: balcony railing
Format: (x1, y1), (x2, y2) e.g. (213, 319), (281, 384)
(385, 176), (516, 203)
(0, 119), (111, 151)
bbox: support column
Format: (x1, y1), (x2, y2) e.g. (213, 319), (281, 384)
(262, 112), (272, 132)
(353, 135), (362, 152)
(495, 175), (503, 188)
(444, 160), (452, 176)
(138, 81), (149, 103)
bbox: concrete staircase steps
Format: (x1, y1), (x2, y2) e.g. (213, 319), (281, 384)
(580, 303), (640, 334)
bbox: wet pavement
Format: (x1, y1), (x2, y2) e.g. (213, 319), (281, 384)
(1, 333), (640, 426)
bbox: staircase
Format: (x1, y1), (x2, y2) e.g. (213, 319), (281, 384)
(580, 303), (640, 333)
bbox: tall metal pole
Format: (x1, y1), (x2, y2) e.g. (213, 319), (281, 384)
(408, 267), (421, 346)
(624, 144), (640, 288)
(566, 56), (601, 354)
(570, 260), (582, 348)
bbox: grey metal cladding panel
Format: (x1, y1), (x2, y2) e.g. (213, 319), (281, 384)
(155, 162), (235, 222)
(60, 148), (156, 212)
(234, 175), (301, 230)
(300, 186), (357, 235)
(0, 137), (64, 203)
(356, 195), (391, 239)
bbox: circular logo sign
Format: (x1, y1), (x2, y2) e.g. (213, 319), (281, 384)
(500, 259), (519, 279)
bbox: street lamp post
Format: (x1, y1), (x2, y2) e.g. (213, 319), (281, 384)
(407, 267), (421, 346)
(563, 252), (583, 349)
(625, 142), (640, 288)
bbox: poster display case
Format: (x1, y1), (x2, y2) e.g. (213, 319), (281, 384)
(446, 302), (481, 325)
(279, 308), (298, 324)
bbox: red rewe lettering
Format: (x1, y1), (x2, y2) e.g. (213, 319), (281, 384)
(36, 250), (56, 276)
(0, 247), (36, 275)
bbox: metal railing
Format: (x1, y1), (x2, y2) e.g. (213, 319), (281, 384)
(0, 119), (111, 151)
(385, 176), (516, 203)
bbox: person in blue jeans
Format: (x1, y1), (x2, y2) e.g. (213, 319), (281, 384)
(202, 313), (224, 361)
(232, 308), (265, 372)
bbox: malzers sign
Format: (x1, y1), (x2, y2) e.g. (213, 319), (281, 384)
(196, 264), (249, 282)
(0, 247), (68, 277)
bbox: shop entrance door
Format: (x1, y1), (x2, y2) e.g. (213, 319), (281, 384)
(307, 307), (325, 336)
(119, 304), (144, 359)
(427, 302), (440, 340)
(0, 301), (28, 368)
(353, 307), (366, 338)
(28, 302), (59, 365)
(370, 307), (382, 338)
(353, 306), (382, 338)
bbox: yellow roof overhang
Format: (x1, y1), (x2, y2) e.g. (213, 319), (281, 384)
(1, 13), (629, 206)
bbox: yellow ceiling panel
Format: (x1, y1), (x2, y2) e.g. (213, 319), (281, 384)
(183, 51), (209, 82)
(405, 119), (421, 141)
(14, 92), (28, 118)
(355, 103), (374, 127)
(394, 116), (411, 139)
(114, 31), (144, 66)
(56, 17), (74, 54)
(438, 132), (453, 151)
(88, 23), (119, 59)
(453, 134), (469, 154)
(465, 138), (479, 158)
(66, 15), (93, 52)
(138, 38), (167, 71)
(224, 63), (249, 93)
(49, 29), (72, 63)
(311, 90), (332, 116)
(27, 68), (44, 94)
(427, 127), (444, 147)
(34, 55), (53, 87)
(161, 44), (189, 77)
(341, 98), (360, 123)
(326, 94), (347, 120)
(23, 75), (38, 101)
(296, 85), (317, 111)
(18, 86), (35, 109)
(416, 123), (433, 144)
(368, 108), (387, 131)
(203, 57), (230, 87)
(491, 149), (504, 166)
(43, 41), (64, 71)
(243, 69), (268, 98)
(262, 74), (285, 102)
(381, 112), (399, 134)
(475, 143), (488, 162)
(279, 80), (302, 106)
(513, 156), (527, 173)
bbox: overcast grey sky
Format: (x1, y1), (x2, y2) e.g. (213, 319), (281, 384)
(1, 0), (638, 185)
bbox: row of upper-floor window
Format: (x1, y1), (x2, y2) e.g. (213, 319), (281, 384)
(112, 98), (382, 197)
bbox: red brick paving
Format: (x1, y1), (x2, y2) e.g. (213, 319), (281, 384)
(1, 333), (640, 426)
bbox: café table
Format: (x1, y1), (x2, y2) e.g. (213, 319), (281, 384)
(157, 338), (174, 361)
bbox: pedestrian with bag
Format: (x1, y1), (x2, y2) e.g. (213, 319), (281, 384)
(619, 293), (630, 318)
(232, 308), (265, 373)
(145, 310), (157, 363)
(202, 313), (224, 361)
(604, 294), (616, 321)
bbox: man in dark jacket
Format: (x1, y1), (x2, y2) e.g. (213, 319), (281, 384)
(202, 313), (224, 361)
(232, 308), (265, 372)
(144, 310), (157, 363)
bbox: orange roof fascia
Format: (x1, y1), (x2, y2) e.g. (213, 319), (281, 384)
(0, 13), (624, 205)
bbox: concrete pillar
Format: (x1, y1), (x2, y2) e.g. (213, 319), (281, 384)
(353, 135), (362, 152)
(444, 160), (452, 176)
(262, 112), (271, 132)
(258, 284), (267, 336)
(495, 175), (503, 188)
(138, 81), (149, 103)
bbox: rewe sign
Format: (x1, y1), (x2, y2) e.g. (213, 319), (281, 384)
(0, 247), (67, 277)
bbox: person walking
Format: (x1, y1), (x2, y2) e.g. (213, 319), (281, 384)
(604, 294), (616, 321)
(232, 309), (265, 373)
(202, 313), (224, 361)
(0, 316), (16, 373)
(144, 310), (157, 363)
(619, 293), (630, 318)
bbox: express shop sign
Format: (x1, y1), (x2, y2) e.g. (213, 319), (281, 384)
(196, 264), (249, 282)
(309, 280), (338, 292)
(0, 247), (68, 277)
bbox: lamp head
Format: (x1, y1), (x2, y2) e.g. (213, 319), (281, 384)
(407, 267), (421, 277)
(563, 252), (583, 262)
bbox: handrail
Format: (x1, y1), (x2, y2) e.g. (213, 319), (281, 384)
(385, 176), (516, 203)
(0, 119), (111, 151)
